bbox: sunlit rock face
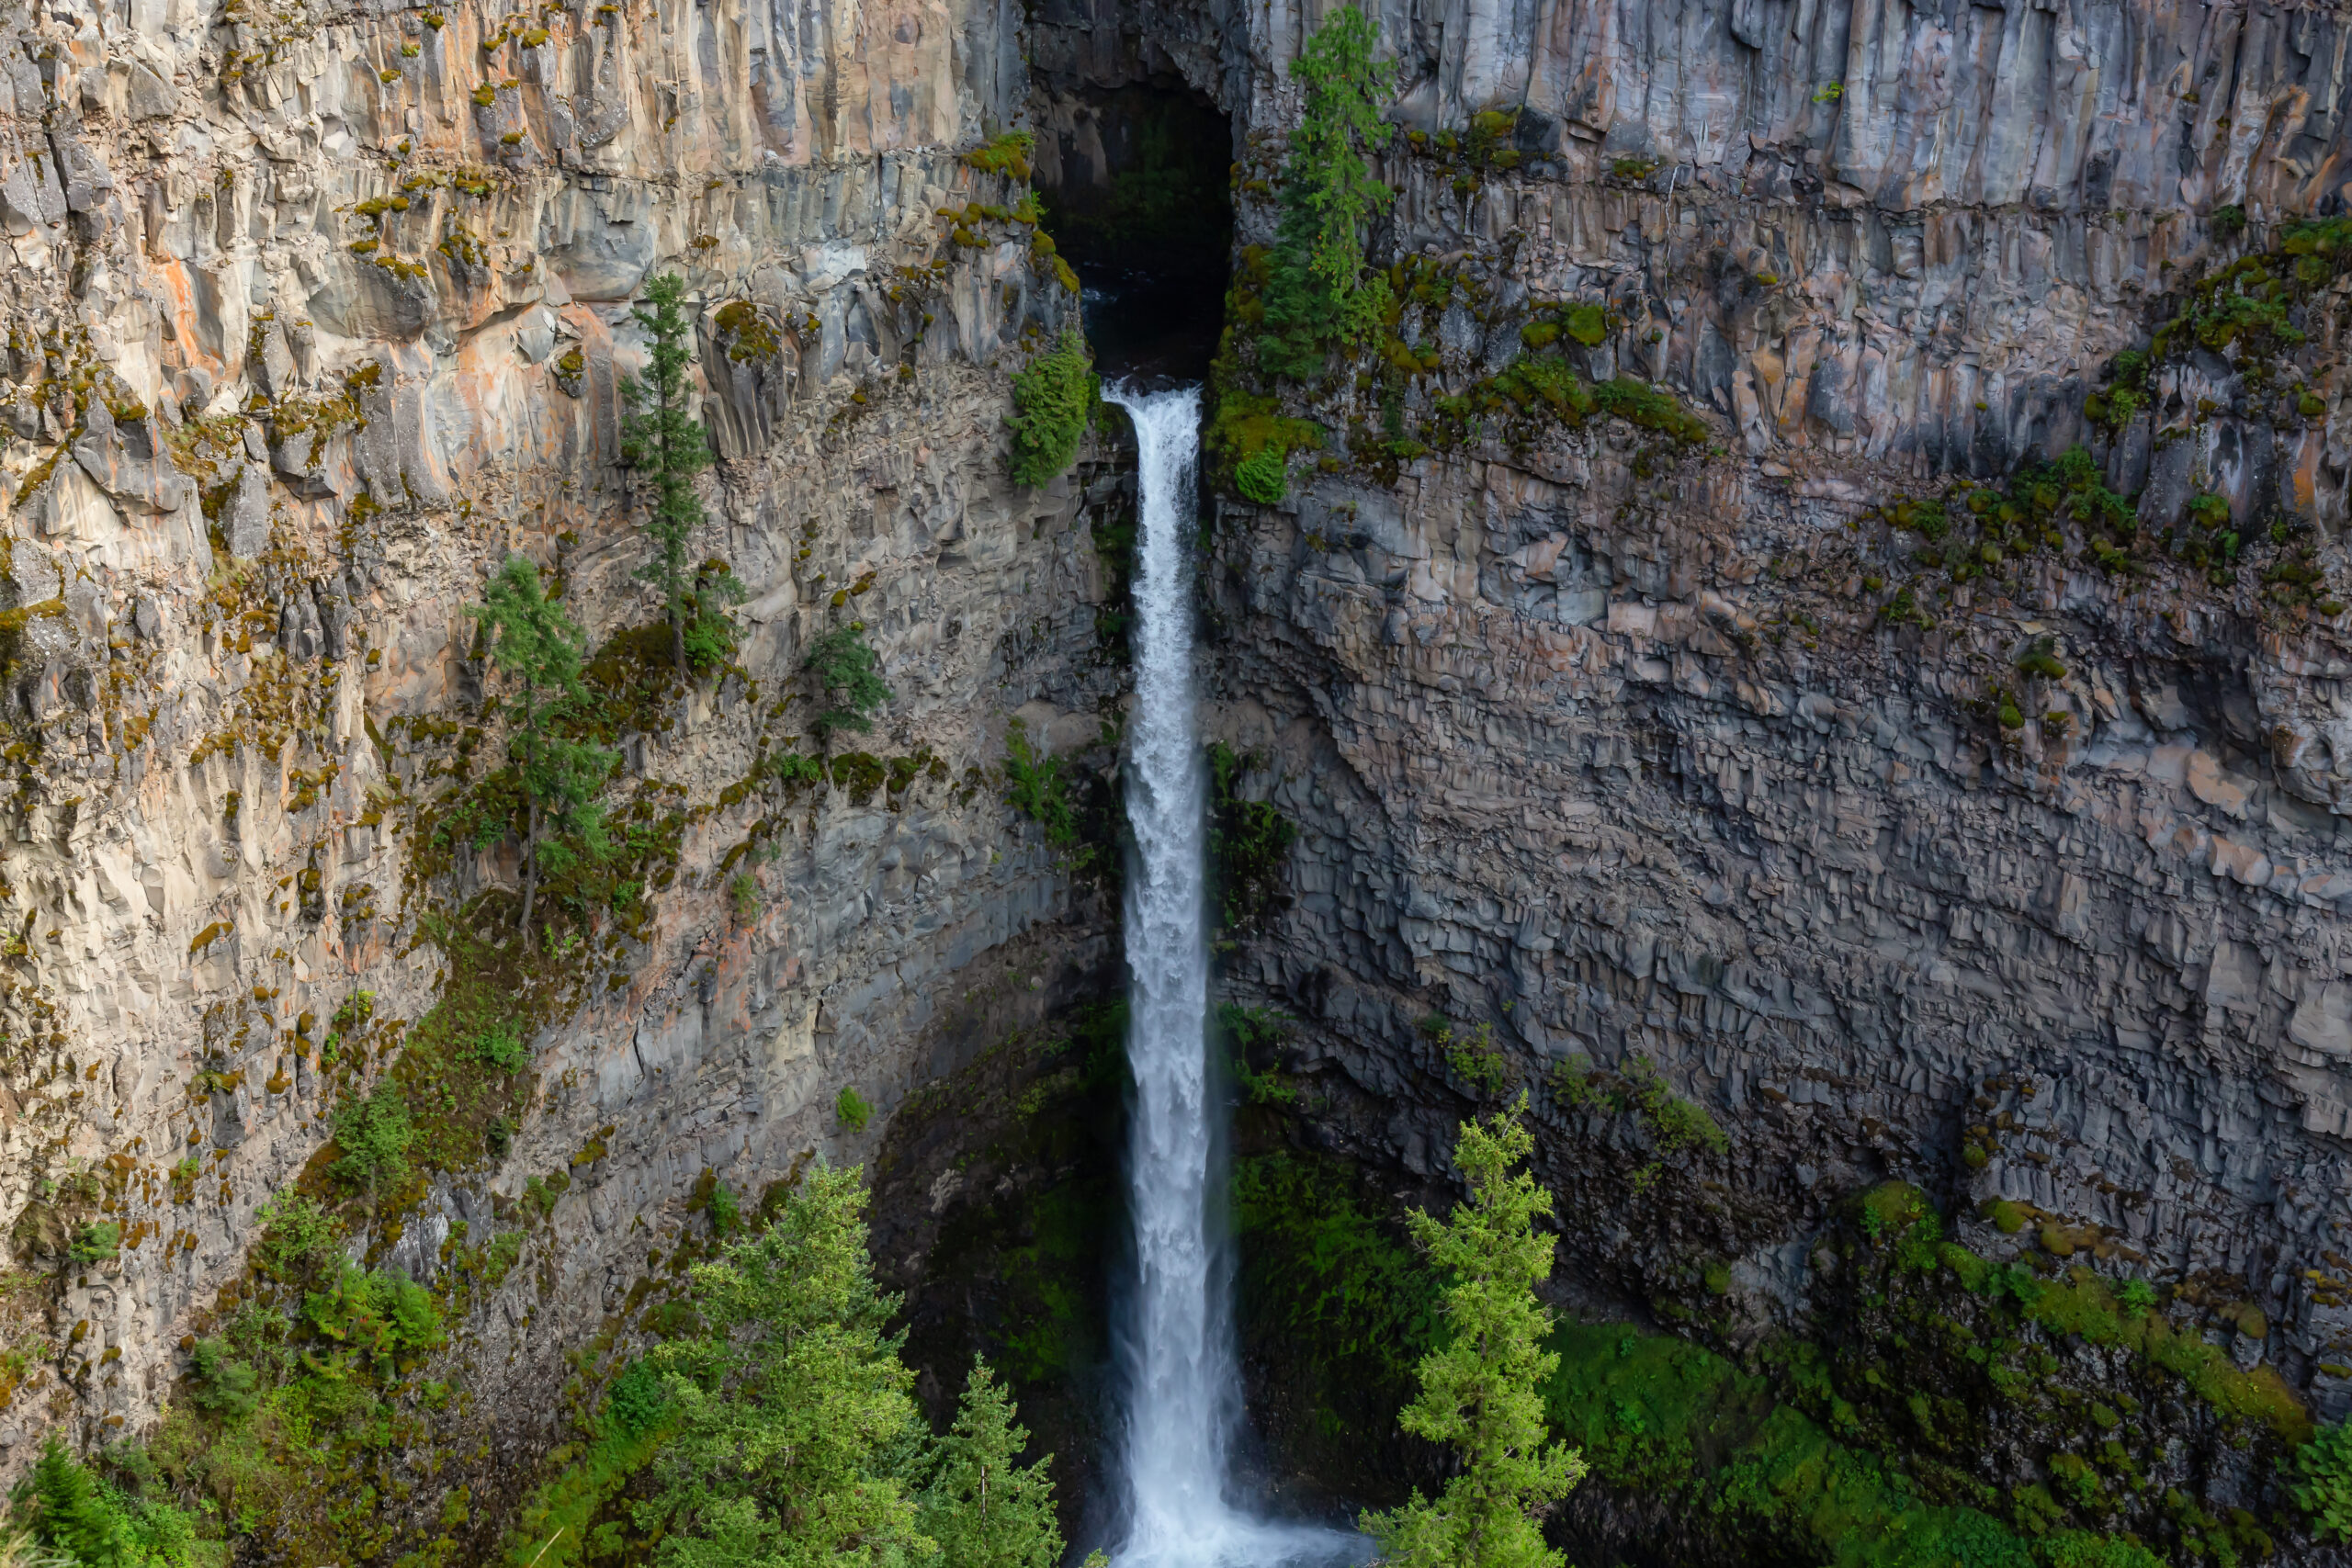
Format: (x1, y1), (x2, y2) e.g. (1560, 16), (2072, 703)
(0, 0), (1126, 1507)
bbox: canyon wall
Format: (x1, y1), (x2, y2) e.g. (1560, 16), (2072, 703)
(0, 0), (1135, 1541)
(7, 0), (2352, 1548)
(1182, 0), (2352, 1551)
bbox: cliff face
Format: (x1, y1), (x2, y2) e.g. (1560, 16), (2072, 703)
(1182, 0), (2352, 1551)
(10, 0), (2352, 1548)
(0, 0), (1130, 1526)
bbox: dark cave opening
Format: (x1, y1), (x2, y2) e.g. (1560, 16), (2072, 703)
(1034, 82), (1234, 386)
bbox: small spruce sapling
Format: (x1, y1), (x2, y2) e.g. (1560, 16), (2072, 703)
(620, 274), (713, 677)
(330, 1088), (414, 1207)
(803, 623), (894, 743)
(466, 556), (616, 942)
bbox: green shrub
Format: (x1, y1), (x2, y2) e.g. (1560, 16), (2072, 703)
(603, 1358), (670, 1440)
(1206, 742), (1297, 937)
(836, 1086), (872, 1131)
(768, 752), (825, 788)
(2293, 1419), (2352, 1541)
(802, 624), (894, 741)
(1236, 446), (1288, 503)
(329, 1087), (414, 1201)
(1594, 378), (1708, 444)
(963, 130), (1035, 178)
(187, 1338), (258, 1422)
(304, 1263), (445, 1382)
(67, 1222), (120, 1264)
(254, 1192), (342, 1280)
(707, 1181), (740, 1238)
(474, 1019), (529, 1074)
(15, 1438), (217, 1567)
(1217, 1004), (1297, 1106)
(728, 873), (760, 923)
(1002, 720), (1076, 845)
(1006, 330), (1095, 486)
(2039, 1530), (2158, 1567)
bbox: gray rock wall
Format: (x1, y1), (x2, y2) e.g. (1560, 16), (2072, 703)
(0, 0), (1133, 1491)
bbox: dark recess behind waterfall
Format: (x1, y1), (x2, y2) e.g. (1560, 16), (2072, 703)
(1035, 82), (1234, 385)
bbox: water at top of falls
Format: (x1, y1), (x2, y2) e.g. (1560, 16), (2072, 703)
(1103, 381), (1363, 1568)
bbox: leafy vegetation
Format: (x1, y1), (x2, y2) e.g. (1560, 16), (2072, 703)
(1205, 742), (1296, 942)
(2293, 1419), (2352, 1541)
(1364, 1100), (1586, 1567)
(1216, 1004), (1296, 1106)
(1001, 720), (1076, 846)
(1006, 331), (1095, 487)
(327, 1085), (413, 1204)
(1421, 1014), (1510, 1096)
(1549, 1053), (1727, 1179)
(1231, 1146), (1444, 1481)
(8, 1438), (218, 1568)
(915, 1358), (1075, 1568)
(802, 624), (894, 742)
(467, 556), (616, 940)
(619, 275), (713, 676)
(1259, 6), (1396, 378)
(628, 1165), (1077, 1567)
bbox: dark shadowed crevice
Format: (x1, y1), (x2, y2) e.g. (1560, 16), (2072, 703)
(1032, 83), (1234, 385)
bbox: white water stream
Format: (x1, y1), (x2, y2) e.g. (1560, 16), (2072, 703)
(1104, 383), (1360, 1568)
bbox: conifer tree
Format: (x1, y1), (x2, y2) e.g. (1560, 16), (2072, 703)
(466, 556), (613, 942)
(1259, 6), (1396, 378)
(621, 274), (711, 677)
(17, 1439), (129, 1567)
(1363, 1096), (1586, 1568)
(803, 623), (894, 743)
(642, 1164), (930, 1568)
(920, 1357), (1066, 1568)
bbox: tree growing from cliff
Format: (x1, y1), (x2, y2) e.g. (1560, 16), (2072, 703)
(467, 555), (614, 942)
(803, 622), (894, 743)
(1006, 330), (1095, 487)
(621, 273), (711, 677)
(1259, 5), (1396, 379)
(916, 1357), (1070, 1568)
(1363, 1096), (1585, 1568)
(639, 1162), (930, 1566)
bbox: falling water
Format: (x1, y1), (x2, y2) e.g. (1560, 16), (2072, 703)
(1104, 381), (1360, 1568)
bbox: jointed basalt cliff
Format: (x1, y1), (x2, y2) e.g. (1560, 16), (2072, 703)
(6, 0), (2352, 1553)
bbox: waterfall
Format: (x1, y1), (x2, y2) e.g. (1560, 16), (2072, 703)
(1104, 383), (1359, 1568)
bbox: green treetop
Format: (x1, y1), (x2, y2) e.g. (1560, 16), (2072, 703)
(640, 1163), (929, 1568)
(1363, 1096), (1586, 1568)
(803, 623), (894, 744)
(918, 1357), (1068, 1568)
(1260, 6), (1396, 379)
(466, 556), (614, 943)
(622, 274), (713, 677)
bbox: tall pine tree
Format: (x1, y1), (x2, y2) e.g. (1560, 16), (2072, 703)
(466, 556), (613, 942)
(621, 274), (711, 677)
(1363, 1096), (1586, 1568)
